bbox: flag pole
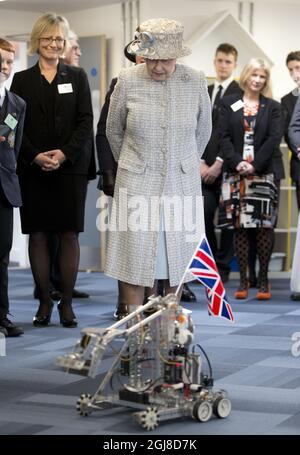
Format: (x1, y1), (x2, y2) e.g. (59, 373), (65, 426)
(175, 234), (205, 296)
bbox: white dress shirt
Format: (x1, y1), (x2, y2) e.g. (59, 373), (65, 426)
(211, 77), (234, 108)
(0, 86), (5, 108)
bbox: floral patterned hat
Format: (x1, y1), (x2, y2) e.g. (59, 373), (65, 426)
(128, 18), (191, 60)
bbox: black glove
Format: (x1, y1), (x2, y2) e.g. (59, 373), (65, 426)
(102, 170), (116, 197)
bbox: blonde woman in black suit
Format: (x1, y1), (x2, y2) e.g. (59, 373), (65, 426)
(11, 13), (93, 328)
(219, 58), (284, 301)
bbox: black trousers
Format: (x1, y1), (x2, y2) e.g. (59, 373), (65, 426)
(295, 183), (300, 211)
(202, 183), (234, 273)
(0, 186), (13, 319)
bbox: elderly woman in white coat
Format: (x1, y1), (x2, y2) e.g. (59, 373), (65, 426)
(105, 18), (212, 310)
(288, 95), (300, 301)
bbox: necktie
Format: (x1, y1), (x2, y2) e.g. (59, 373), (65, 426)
(212, 84), (223, 123)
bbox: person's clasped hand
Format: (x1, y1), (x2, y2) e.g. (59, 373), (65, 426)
(0, 135), (5, 143)
(236, 160), (255, 176)
(201, 160), (223, 184)
(34, 149), (66, 171)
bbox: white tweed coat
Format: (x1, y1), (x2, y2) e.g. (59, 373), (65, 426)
(105, 63), (212, 287)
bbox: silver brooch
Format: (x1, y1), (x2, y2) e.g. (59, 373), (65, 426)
(181, 73), (190, 82)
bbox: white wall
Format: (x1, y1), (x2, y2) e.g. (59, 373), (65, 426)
(138, 0), (299, 100)
(64, 4), (123, 81)
(0, 9), (39, 38)
(63, 0), (300, 99)
(140, 0), (238, 25)
(253, 2), (300, 99)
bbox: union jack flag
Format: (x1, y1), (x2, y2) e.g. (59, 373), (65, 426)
(187, 235), (234, 322)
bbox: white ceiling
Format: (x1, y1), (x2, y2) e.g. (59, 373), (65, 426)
(0, 0), (123, 13)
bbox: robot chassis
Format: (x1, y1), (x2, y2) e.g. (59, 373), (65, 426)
(57, 294), (231, 431)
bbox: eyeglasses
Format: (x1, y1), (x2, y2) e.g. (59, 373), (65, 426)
(40, 37), (65, 45)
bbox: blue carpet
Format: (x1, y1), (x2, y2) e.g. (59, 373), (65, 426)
(0, 269), (299, 435)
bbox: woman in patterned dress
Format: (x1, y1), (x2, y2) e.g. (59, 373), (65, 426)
(218, 58), (284, 300)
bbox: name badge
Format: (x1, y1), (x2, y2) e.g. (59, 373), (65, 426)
(231, 100), (244, 112)
(57, 83), (73, 94)
(4, 113), (18, 130)
(243, 144), (254, 162)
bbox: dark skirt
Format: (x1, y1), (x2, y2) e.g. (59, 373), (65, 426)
(218, 173), (278, 229)
(19, 172), (88, 233)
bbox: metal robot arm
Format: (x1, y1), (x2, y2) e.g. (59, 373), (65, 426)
(56, 295), (174, 377)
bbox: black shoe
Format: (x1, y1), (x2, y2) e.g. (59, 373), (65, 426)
(57, 302), (78, 328)
(0, 317), (24, 337)
(33, 301), (54, 327)
(291, 293), (300, 301)
(181, 284), (197, 302)
(72, 289), (89, 299)
(113, 303), (129, 320)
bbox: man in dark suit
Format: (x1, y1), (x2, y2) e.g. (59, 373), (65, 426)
(0, 39), (25, 336)
(201, 43), (242, 283)
(281, 51), (300, 210)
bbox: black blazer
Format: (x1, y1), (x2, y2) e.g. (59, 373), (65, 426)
(201, 80), (242, 166)
(95, 77), (118, 189)
(281, 90), (300, 182)
(0, 90), (26, 207)
(219, 93), (285, 180)
(10, 61), (94, 176)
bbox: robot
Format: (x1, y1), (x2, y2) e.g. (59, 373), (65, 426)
(56, 294), (231, 430)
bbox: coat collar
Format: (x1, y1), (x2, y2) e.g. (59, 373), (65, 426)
(234, 92), (268, 130)
(255, 93), (267, 129)
(32, 59), (69, 77)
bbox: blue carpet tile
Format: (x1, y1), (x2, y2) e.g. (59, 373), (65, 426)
(0, 270), (299, 435)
